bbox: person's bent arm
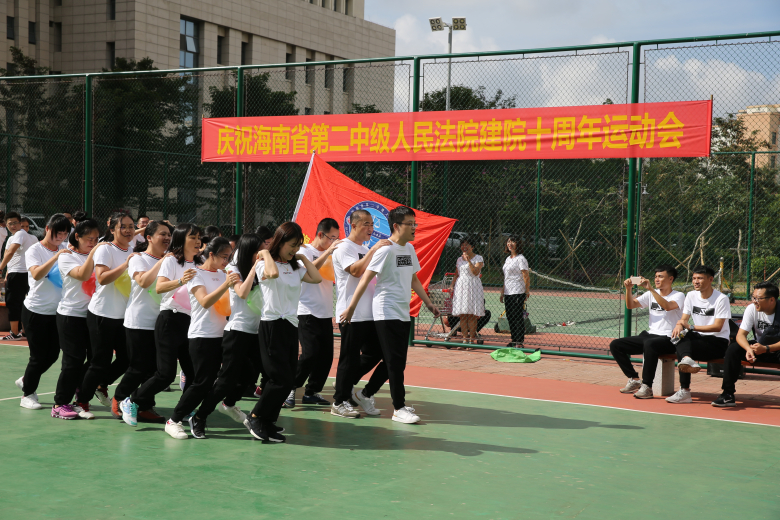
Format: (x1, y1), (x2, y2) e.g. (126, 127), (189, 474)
(345, 239), (392, 278)
(623, 279), (642, 310)
(29, 249), (72, 281)
(156, 268), (196, 294)
(96, 254), (136, 285)
(298, 254), (323, 284)
(311, 240), (341, 270)
(688, 318), (725, 334)
(135, 255), (170, 289)
(191, 273), (239, 309)
(339, 270), (379, 323)
(672, 314), (691, 338)
(522, 269), (531, 299)
(0, 243), (20, 272)
(68, 242), (108, 281)
(467, 258), (483, 276)
(260, 250), (279, 280)
(412, 274), (440, 318)
(234, 262), (258, 300)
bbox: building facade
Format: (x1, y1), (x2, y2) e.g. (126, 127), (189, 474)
(737, 104), (780, 168)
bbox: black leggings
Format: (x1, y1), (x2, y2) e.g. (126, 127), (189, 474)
(114, 328), (157, 404)
(504, 293), (527, 343)
(21, 306), (59, 396)
(6, 272), (28, 323)
(54, 313), (91, 406)
(374, 320), (411, 410)
(251, 319), (298, 427)
(198, 330), (258, 418)
(82, 311), (127, 402)
(171, 337), (223, 423)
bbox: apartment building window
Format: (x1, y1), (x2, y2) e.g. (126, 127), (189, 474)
(304, 107), (312, 115)
(217, 35), (224, 65)
(179, 18), (199, 68)
(771, 155), (776, 168)
(333, 0), (340, 12)
(772, 131), (777, 146)
(305, 58), (314, 85)
(28, 22), (36, 44)
(241, 41), (249, 65)
(342, 67), (353, 93)
(324, 64), (334, 89)
(285, 52), (295, 80)
(345, 0), (352, 15)
(107, 0), (116, 20)
(106, 42), (115, 69)
(6, 17), (13, 40)
(52, 22), (62, 52)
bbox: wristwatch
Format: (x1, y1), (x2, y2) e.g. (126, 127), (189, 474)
(689, 324), (696, 332)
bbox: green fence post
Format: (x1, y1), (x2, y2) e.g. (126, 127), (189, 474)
(623, 43), (641, 338)
(745, 152), (756, 299)
(5, 136), (11, 211)
(235, 67), (244, 235)
(217, 161), (222, 228)
(409, 57), (421, 347)
(84, 74), (93, 215)
(163, 153), (168, 220)
(634, 158), (643, 273)
(533, 159), (542, 285)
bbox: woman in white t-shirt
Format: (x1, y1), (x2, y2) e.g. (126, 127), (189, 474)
(165, 237), (239, 440)
(246, 222), (321, 443)
(17, 214), (73, 412)
(191, 234), (270, 430)
(130, 223), (200, 433)
(450, 236), (485, 347)
(52, 219), (107, 419)
(82, 211), (136, 413)
(499, 236), (531, 347)
(115, 221), (173, 426)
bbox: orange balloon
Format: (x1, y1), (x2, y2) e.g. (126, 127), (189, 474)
(214, 290), (231, 316)
(319, 255), (335, 283)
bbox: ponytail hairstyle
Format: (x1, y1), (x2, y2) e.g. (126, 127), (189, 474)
(101, 210), (133, 243)
(267, 222), (304, 270)
(232, 233), (262, 287)
(168, 223), (203, 266)
(68, 218), (100, 249)
(45, 213), (73, 239)
(134, 220), (173, 253)
(202, 236), (232, 261)
(200, 225), (222, 248)
(72, 211), (89, 223)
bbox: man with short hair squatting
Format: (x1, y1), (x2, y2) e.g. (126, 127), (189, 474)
(339, 206), (440, 424)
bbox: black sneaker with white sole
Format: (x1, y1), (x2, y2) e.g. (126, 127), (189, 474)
(302, 393), (330, 405)
(188, 415), (207, 439)
(248, 416), (286, 442)
(711, 393), (736, 407)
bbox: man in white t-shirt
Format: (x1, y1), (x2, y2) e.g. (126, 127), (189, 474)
(714, 281), (780, 407)
(649, 265), (732, 404)
(340, 206), (440, 424)
(284, 217), (341, 408)
(0, 212), (38, 340)
(128, 215), (149, 251)
(609, 265), (685, 398)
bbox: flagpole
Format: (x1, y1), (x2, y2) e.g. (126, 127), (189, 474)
(292, 153), (316, 222)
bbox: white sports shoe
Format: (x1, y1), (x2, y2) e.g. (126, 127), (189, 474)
(14, 376), (24, 392)
(666, 388), (692, 404)
(20, 395), (42, 410)
(165, 419), (188, 440)
(73, 403), (95, 419)
(392, 406), (420, 424)
(677, 356), (701, 374)
(619, 379), (642, 394)
(352, 389), (380, 416)
(330, 401), (360, 418)
(218, 402), (247, 423)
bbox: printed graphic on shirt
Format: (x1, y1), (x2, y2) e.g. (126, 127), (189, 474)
(358, 253), (365, 260)
(650, 302), (663, 311)
(757, 320), (771, 333)
(692, 306), (715, 317)
(396, 255), (412, 267)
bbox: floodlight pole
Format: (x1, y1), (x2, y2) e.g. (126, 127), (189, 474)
(446, 25), (452, 111)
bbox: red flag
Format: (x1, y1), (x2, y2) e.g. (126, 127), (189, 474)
(293, 154), (457, 317)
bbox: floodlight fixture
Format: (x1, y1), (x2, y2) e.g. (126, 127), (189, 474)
(429, 17), (445, 32)
(452, 17), (467, 30)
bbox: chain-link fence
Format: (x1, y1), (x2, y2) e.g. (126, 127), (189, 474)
(1, 33), (779, 353)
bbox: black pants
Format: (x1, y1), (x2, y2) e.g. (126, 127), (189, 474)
(6, 272), (28, 323)
(374, 320), (411, 410)
(54, 313), (91, 406)
(722, 341), (780, 394)
(294, 315), (334, 395)
(504, 293), (527, 343)
(171, 337), (223, 423)
(609, 331), (666, 379)
(20, 307), (59, 396)
(199, 330), (258, 418)
(675, 332), (729, 388)
(81, 311), (127, 402)
(334, 321), (388, 404)
(132, 310), (194, 410)
(114, 328), (157, 404)
(447, 310), (492, 335)
(641, 335), (678, 386)
(250, 319), (298, 426)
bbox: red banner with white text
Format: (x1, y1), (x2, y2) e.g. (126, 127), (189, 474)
(293, 155), (456, 317)
(202, 100), (712, 162)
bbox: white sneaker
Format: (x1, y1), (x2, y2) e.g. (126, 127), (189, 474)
(94, 387), (111, 408)
(666, 388), (692, 404)
(392, 406), (420, 424)
(73, 402), (95, 419)
(678, 356), (701, 374)
(20, 395), (42, 410)
(217, 402), (247, 424)
(330, 401), (360, 418)
(179, 371), (186, 391)
(633, 384), (653, 399)
(352, 389), (380, 416)
(619, 379), (642, 394)
(165, 419), (188, 440)
(14, 376), (24, 392)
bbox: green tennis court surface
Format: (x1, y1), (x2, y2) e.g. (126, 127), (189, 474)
(1, 344), (778, 519)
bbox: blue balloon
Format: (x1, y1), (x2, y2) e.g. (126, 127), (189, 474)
(47, 261), (63, 289)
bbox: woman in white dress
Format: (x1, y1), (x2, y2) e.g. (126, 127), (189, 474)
(450, 236), (485, 346)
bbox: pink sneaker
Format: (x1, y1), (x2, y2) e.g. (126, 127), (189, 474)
(51, 404), (80, 420)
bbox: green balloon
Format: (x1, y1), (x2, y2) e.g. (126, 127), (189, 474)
(148, 279), (162, 305)
(247, 286), (263, 316)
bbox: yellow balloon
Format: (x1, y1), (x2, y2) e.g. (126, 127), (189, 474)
(115, 271), (131, 298)
(319, 256), (335, 283)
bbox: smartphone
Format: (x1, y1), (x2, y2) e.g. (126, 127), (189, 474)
(630, 276), (642, 284)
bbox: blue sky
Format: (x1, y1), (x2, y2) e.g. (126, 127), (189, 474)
(364, 0), (780, 56)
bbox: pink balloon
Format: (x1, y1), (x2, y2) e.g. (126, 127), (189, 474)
(172, 286), (191, 310)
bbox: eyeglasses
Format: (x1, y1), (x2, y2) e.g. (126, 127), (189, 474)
(400, 222), (419, 228)
(752, 296), (771, 302)
(325, 234), (339, 241)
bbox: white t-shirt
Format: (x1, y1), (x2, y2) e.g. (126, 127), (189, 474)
(87, 242), (132, 319)
(0, 226), (7, 248)
(129, 233), (146, 251)
(637, 289), (686, 337)
(297, 244), (334, 319)
(7, 229), (38, 273)
(23, 242), (64, 315)
(187, 267), (228, 338)
(503, 255), (529, 295)
(158, 256), (195, 316)
(224, 261), (261, 334)
(57, 247), (91, 317)
(333, 239), (375, 323)
(683, 289), (732, 340)
(367, 241), (421, 322)
(256, 260), (306, 327)
(124, 252), (162, 330)
(739, 305), (776, 343)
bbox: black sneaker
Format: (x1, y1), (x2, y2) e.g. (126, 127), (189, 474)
(248, 416), (265, 440)
(711, 393), (736, 407)
(302, 393), (330, 405)
(263, 429), (286, 443)
(271, 422), (285, 433)
(188, 415), (207, 439)
(248, 416), (286, 442)
(282, 389), (296, 408)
